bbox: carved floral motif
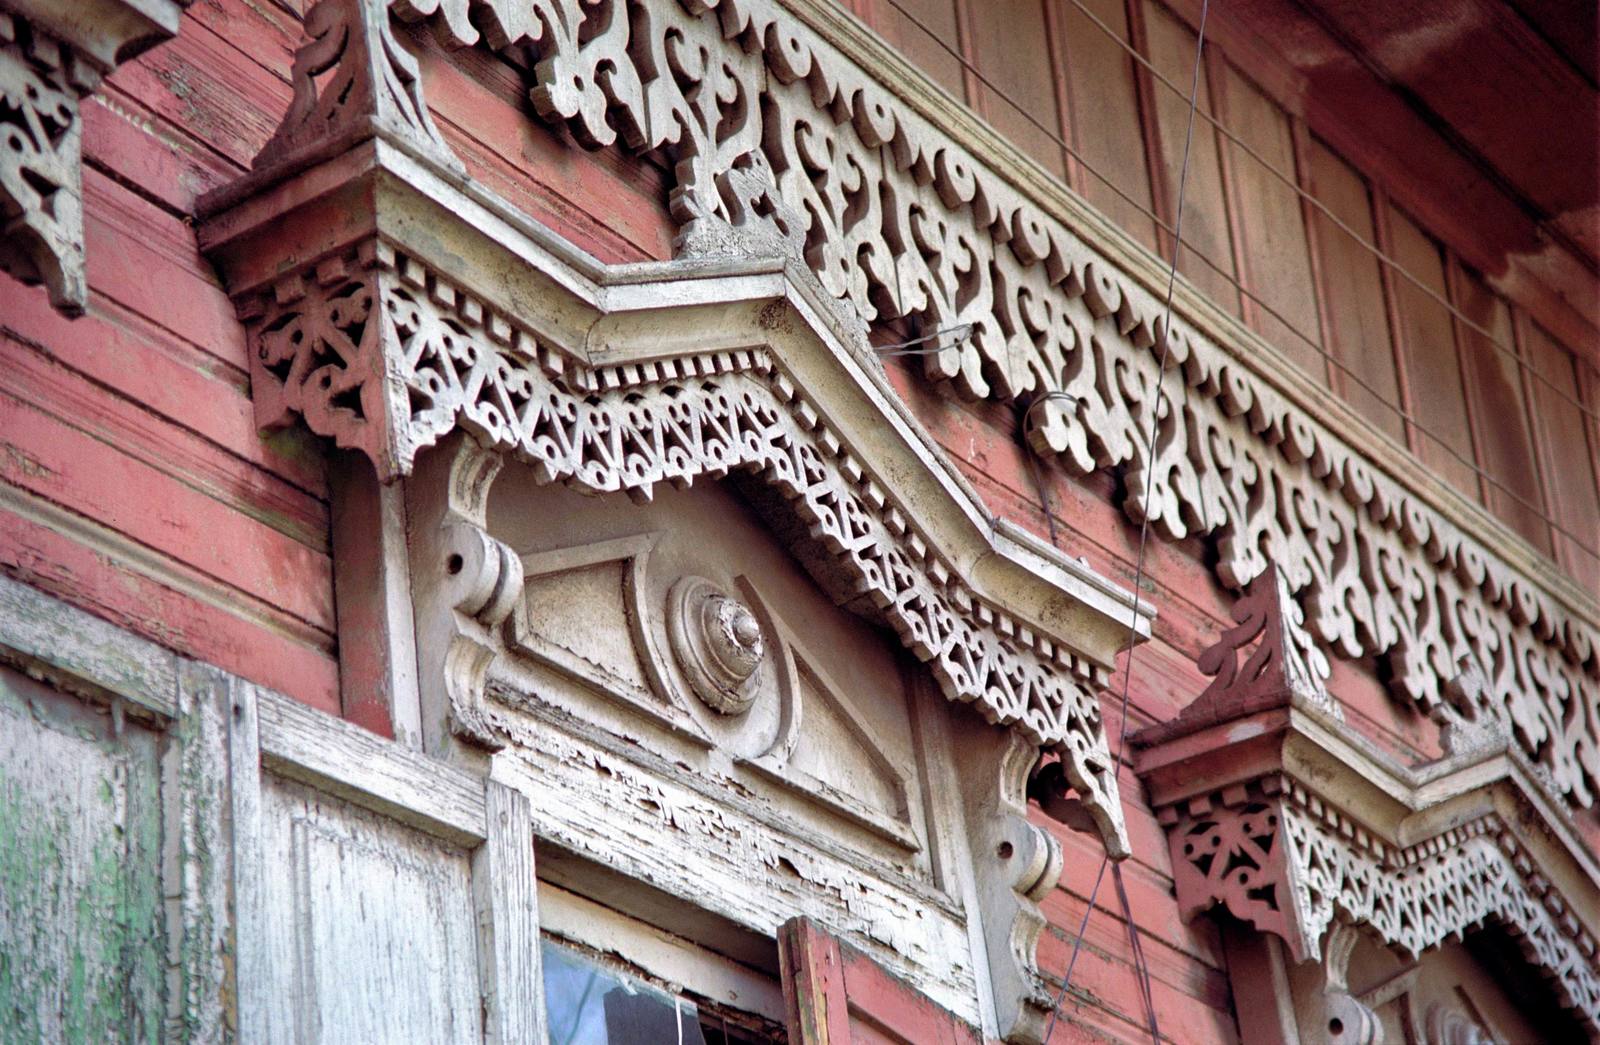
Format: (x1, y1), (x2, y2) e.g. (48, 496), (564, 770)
(250, 0), (1600, 811)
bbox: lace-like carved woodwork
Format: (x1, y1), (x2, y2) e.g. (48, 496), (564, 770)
(267, 0), (1600, 810)
(241, 242), (1130, 854)
(0, 13), (92, 313)
(1162, 783), (1600, 1025)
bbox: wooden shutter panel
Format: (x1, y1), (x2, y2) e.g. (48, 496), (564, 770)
(778, 917), (985, 1045)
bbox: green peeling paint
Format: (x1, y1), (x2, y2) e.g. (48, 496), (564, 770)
(0, 672), (165, 1045)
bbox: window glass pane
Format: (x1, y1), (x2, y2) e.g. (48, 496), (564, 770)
(543, 941), (708, 1045)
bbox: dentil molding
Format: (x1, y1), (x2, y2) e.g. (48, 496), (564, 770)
(0, 0), (190, 314)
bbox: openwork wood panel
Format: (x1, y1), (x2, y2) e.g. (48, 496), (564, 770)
(0, 0), (188, 313)
(239, 241), (1126, 848)
(251, 0), (1600, 810)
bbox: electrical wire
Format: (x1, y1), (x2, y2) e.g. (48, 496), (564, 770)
(871, 0), (1600, 556)
(877, 0), (1599, 427)
(1041, 1), (1212, 1040)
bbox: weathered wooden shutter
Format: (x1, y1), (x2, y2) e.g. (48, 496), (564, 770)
(778, 917), (986, 1045)
(227, 685), (542, 1044)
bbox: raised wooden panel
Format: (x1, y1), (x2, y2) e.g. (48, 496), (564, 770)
(231, 686), (541, 1045)
(1143, 2), (1240, 315)
(1055, 0), (1161, 251)
(1452, 268), (1549, 552)
(1305, 138), (1406, 444)
(967, 0), (1065, 178)
(1523, 322), (1600, 594)
(1216, 60), (1325, 381)
(1385, 203), (1479, 500)
(0, 665), (165, 1043)
(252, 775), (483, 1043)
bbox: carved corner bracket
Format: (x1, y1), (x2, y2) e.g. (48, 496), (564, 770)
(0, 0), (188, 314)
(1135, 572), (1600, 1030)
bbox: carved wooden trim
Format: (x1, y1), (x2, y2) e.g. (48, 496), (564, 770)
(231, 239), (1132, 852)
(1139, 575), (1600, 1031)
(0, 0), (188, 314)
(1159, 780), (1600, 1026)
(223, 0), (1600, 812)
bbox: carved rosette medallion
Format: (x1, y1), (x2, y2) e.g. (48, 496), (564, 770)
(668, 576), (766, 715)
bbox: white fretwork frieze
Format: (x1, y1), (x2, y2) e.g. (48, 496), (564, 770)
(0, 0), (189, 314)
(1140, 570), (1600, 1031)
(241, 0), (1600, 812)
(1160, 781), (1600, 1027)
(237, 239), (1131, 853)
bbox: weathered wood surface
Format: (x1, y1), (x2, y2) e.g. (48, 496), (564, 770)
(0, 0), (1593, 1041)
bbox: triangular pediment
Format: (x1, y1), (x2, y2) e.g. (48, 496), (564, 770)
(199, 135), (1149, 855)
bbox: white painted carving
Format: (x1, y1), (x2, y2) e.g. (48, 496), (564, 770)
(239, 0), (1599, 813)
(667, 576), (766, 715)
(0, 13), (88, 313)
(0, 0), (187, 314)
(240, 242), (1130, 853)
(1159, 781), (1600, 1028)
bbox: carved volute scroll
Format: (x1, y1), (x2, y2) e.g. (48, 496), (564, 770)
(958, 727), (1063, 1044)
(0, 0), (188, 314)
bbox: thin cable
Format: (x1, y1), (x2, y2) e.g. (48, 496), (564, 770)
(872, 0), (1599, 553)
(875, 0), (1599, 425)
(1114, 862), (1162, 1043)
(873, 322), (975, 357)
(1043, 0), (1211, 1037)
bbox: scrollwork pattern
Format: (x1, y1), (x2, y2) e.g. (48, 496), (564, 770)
(0, 13), (93, 314)
(304, 0), (1600, 808)
(1163, 783), (1600, 1025)
(245, 242), (1131, 854)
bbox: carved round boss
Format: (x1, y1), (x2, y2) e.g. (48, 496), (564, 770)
(667, 577), (766, 715)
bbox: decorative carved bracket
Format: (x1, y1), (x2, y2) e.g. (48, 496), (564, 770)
(206, 0), (1598, 817)
(0, 0), (188, 314)
(1136, 575), (1600, 1030)
(957, 731), (1064, 1043)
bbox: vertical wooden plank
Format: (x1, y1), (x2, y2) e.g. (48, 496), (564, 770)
(966, 1), (1065, 178)
(1041, 0), (1082, 188)
(1213, 59), (1325, 381)
(1054, 0), (1161, 252)
(1383, 202), (1480, 500)
(780, 917), (853, 1044)
(475, 781), (544, 1044)
(780, 917), (984, 1044)
(1304, 139), (1405, 444)
(1521, 319), (1600, 593)
(862, 0), (966, 102)
(1141, 0), (1240, 314)
(330, 450), (422, 747)
(1449, 262), (1550, 552)
(170, 661), (234, 1044)
(1219, 921), (1300, 1045)
(852, 0), (960, 101)
(226, 678), (270, 1045)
